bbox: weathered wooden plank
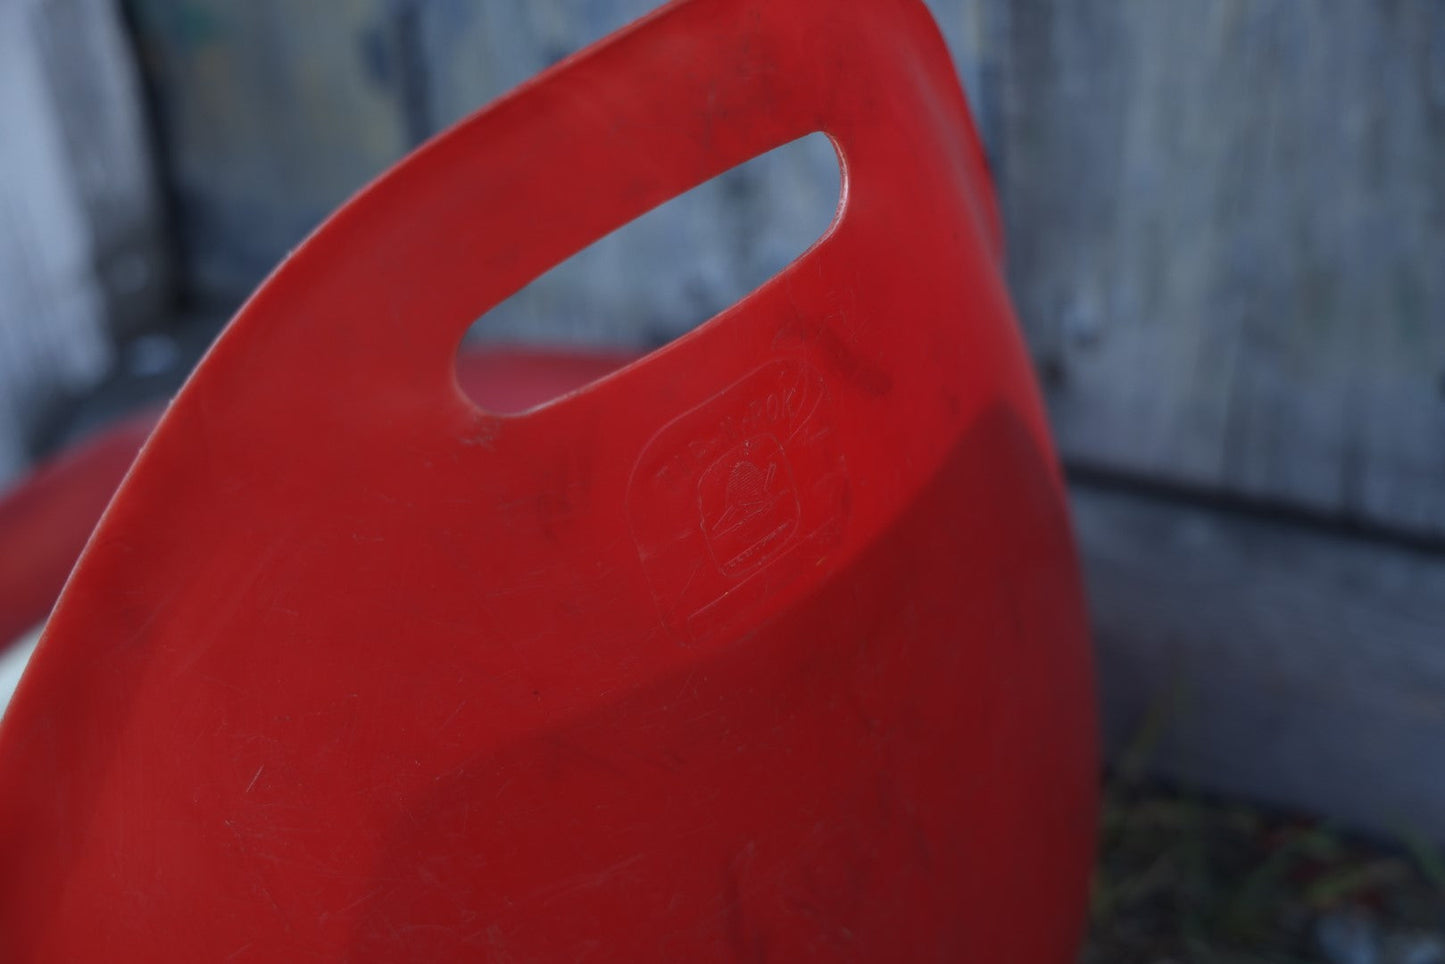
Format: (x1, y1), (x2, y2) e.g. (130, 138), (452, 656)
(0, 0), (164, 487)
(995, 0), (1445, 538)
(31, 0), (171, 340)
(1076, 482), (1445, 842)
(127, 0), (414, 303)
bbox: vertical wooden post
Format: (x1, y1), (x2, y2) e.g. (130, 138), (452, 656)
(0, 0), (167, 485)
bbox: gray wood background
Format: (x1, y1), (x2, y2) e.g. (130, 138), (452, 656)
(1000, 1), (1445, 543)
(3, 0), (1444, 838)
(0, 0), (167, 483)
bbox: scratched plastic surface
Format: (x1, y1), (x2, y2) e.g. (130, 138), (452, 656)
(0, 349), (634, 653)
(0, 0), (1097, 959)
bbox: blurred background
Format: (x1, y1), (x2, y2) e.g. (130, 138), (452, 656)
(1, 0), (1442, 959)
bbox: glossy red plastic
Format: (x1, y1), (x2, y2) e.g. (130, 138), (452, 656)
(0, 350), (633, 650)
(0, 0), (1097, 959)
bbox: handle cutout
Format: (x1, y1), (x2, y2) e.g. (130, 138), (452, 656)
(456, 132), (842, 414)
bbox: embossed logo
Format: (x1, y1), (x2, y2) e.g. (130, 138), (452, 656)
(698, 434), (800, 577)
(628, 360), (849, 642)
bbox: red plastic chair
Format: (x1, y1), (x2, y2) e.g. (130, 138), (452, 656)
(0, 350), (634, 652)
(0, 0), (1096, 959)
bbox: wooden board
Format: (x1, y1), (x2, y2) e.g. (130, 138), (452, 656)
(1076, 482), (1445, 842)
(30, 0), (171, 339)
(0, 0), (166, 486)
(127, 0), (415, 303)
(992, 1), (1445, 539)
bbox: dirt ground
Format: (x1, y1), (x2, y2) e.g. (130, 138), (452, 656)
(1085, 775), (1445, 964)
